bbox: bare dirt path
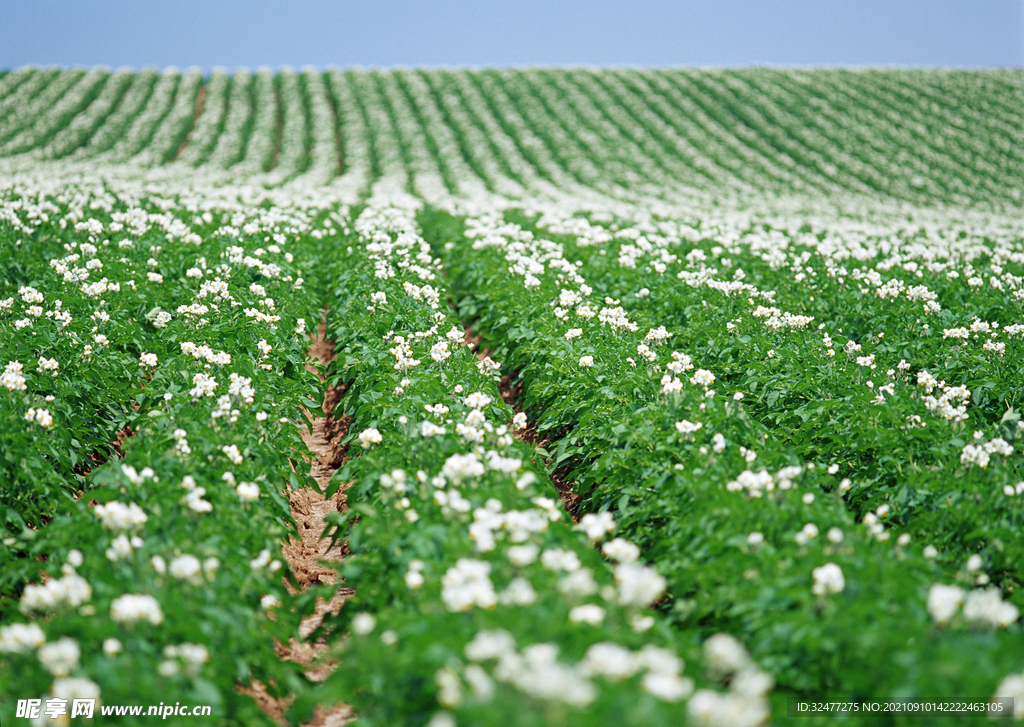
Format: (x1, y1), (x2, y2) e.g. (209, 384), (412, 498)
(243, 321), (354, 726)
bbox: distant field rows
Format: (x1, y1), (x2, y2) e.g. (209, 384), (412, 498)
(0, 66), (1022, 209)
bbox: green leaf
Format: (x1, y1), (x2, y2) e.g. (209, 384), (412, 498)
(325, 462), (353, 499)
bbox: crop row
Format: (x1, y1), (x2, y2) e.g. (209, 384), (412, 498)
(302, 205), (772, 726)
(0, 186), (336, 724)
(428, 204), (1024, 718)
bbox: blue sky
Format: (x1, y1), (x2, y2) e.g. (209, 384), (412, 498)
(2, 0), (1021, 70)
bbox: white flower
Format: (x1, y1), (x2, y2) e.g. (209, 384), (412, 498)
(94, 501), (148, 531)
(139, 352), (158, 367)
(38, 357), (59, 374)
(221, 444), (243, 465)
(169, 555), (202, 581)
(250, 549), (273, 569)
(630, 614), (655, 632)
(515, 472), (536, 491)
(442, 452), (485, 482)
(38, 637), (80, 677)
(578, 512), (616, 542)
(690, 369), (715, 388)
(578, 355), (594, 367)
(507, 543), (539, 566)
(614, 562), (667, 608)
(105, 533), (134, 561)
(558, 569), (598, 596)
(464, 392), (492, 409)
(512, 412), (528, 430)
(642, 672), (694, 701)
(358, 428), (382, 448)
(426, 713), (457, 727)
(1, 361), (27, 391)
(704, 633), (750, 676)
(675, 419), (702, 434)
(569, 604), (606, 626)
(731, 667), (773, 697)
(164, 643), (210, 670)
(963, 587), (1019, 628)
(927, 584), (965, 626)
(499, 577), (537, 606)
(24, 407), (54, 428)
(421, 421), (446, 438)
(430, 340), (451, 362)
(441, 559), (497, 612)
(236, 482), (259, 501)
(0, 622), (46, 653)
(661, 375), (683, 394)
(541, 549), (581, 572)
(190, 373), (218, 398)
(602, 538), (640, 564)
(464, 629), (516, 661)
(185, 487), (212, 513)
(646, 325), (672, 344)
(19, 286), (43, 304)
(992, 673), (1024, 719)
(352, 612), (376, 635)
(103, 637), (122, 656)
(436, 666), (463, 708)
(110, 594), (164, 624)
(811, 563), (845, 595)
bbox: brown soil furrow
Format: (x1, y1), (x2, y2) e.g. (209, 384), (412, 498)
(173, 84), (206, 160)
(462, 325), (583, 519)
(243, 321), (354, 726)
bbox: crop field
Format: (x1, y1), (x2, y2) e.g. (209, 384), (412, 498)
(0, 65), (1023, 726)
